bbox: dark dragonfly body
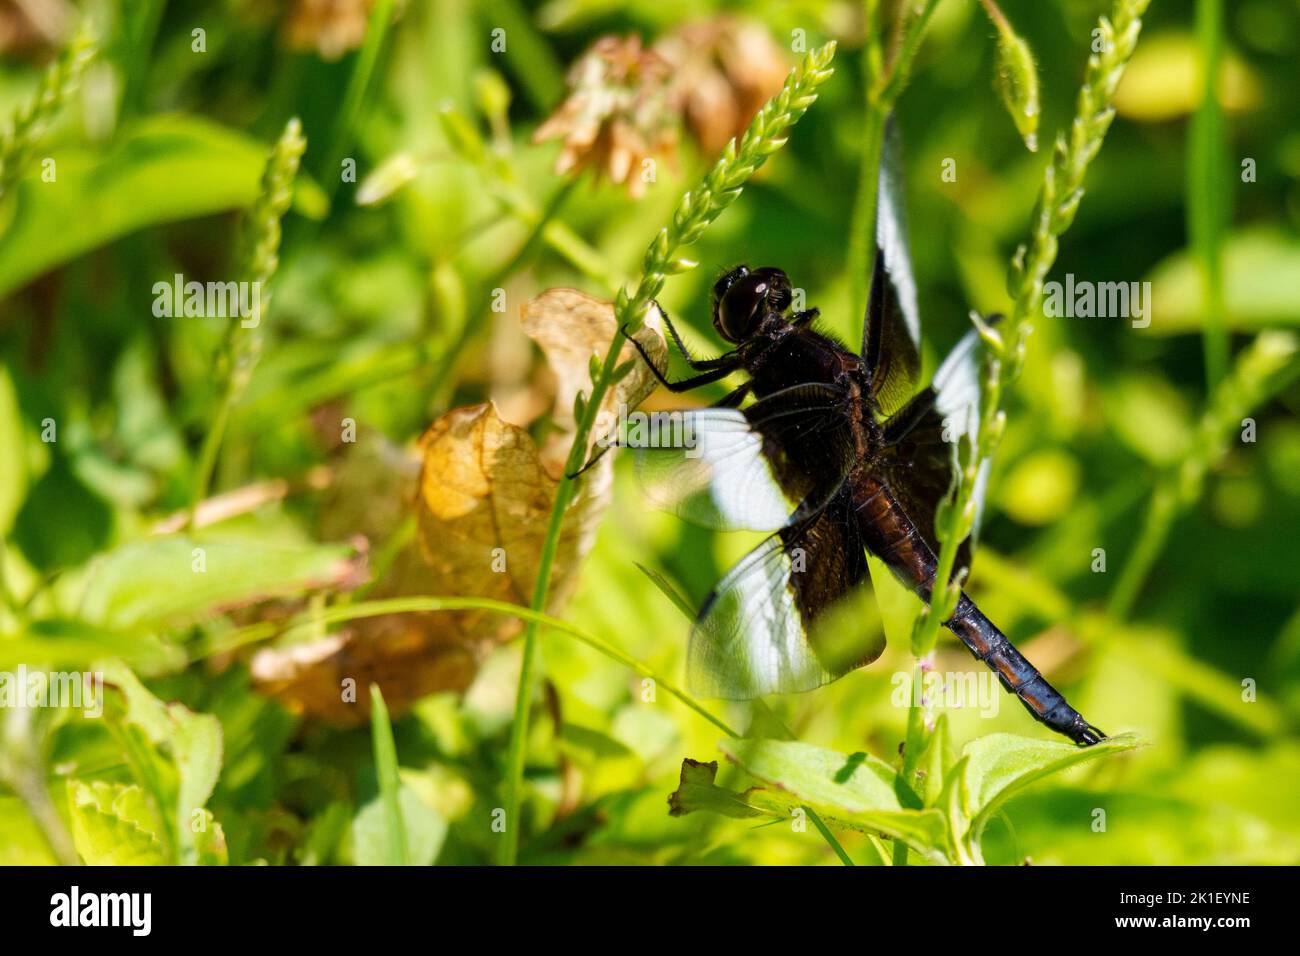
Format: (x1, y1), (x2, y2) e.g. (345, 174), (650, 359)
(618, 135), (1105, 746)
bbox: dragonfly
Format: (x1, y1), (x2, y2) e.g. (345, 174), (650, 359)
(617, 135), (1105, 746)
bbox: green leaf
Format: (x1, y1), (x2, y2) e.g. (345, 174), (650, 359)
(10, 456), (112, 572)
(981, 786), (1299, 866)
(0, 115), (320, 297)
(355, 151), (420, 207)
(190, 809), (229, 866)
(668, 758), (883, 868)
(67, 780), (168, 865)
(667, 758), (767, 820)
(1109, 627), (1287, 737)
(718, 738), (950, 861)
(351, 783), (446, 867)
(913, 712), (956, 808)
(0, 619), (185, 676)
(954, 732), (1144, 855)
(54, 534), (354, 631)
(101, 661), (223, 865)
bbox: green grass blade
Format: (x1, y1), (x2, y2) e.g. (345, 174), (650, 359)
(319, 0), (397, 208)
(1189, 0), (1230, 389)
(369, 684), (409, 866)
(634, 562), (697, 622)
(805, 806), (856, 866)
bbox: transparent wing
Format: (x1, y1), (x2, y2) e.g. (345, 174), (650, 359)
(630, 383), (854, 532)
(878, 320), (996, 573)
(687, 490), (885, 699)
(861, 118), (923, 417)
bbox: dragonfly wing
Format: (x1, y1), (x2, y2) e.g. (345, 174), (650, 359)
(862, 120), (923, 417)
(631, 383), (854, 532)
(687, 490), (883, 699)
(878, 324), (994, 574)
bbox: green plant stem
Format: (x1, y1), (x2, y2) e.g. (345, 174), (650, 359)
(0, 710), (77, 866)
(848, 107), (887, 326)
(843, 0), (957, 822)
(0, 539), (13, 616)
(189, 118), (306, 525)
(498, 42), (838, 866)
(1106, 485), (1176, 621)
(279, 0), (394, 265)
(894, 658), (932, 865)
(900, 660), (932, 785)
(847, 0), (941, 324)
(1189, 0), (1229, 390)
(189, 383), (236, 528)
(1107, 331), (1300, 621)
(463, 158), (620, 290)
(439, 105), (621, 290)
(846, 0), (885, 323)
(16, 770), (77, 865)
(976, 548), (1291, 734)
(533, 218), (618, 291)
(978, 0), (1012, 34)
(483, 0), (565, 112)
(320, 0), (396, 208)
(0, 27), (96, 202)
(349, 516), (416, 602)
(876, 0), (944, 106)
(910, 0), (1152, 657)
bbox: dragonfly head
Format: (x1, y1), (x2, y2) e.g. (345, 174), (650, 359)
(711, 266), (793, 343)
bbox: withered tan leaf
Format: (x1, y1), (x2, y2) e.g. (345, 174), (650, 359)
(521, 287), (667, 469)
(254, 289), (665, 724)
(415, 400), (610, 612)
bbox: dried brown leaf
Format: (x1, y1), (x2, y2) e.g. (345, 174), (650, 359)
(254, 289), (665, 723)
(520, 287), (667, 470)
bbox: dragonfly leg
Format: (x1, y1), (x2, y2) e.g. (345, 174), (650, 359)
(565, 441), (612, 480)
(656, 307), (737, 370)
(946, 595), (1106, 746)
(622, 324), (739, 392)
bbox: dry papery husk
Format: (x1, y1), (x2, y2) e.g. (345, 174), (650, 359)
(252, 289), (665, 723)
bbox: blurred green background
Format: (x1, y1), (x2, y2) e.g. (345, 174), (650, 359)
(1, 0), (1298, 865)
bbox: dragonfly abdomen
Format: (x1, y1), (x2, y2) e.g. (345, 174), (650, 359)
(946, 595), (1105, 746)
(853, 478), (1105, 745)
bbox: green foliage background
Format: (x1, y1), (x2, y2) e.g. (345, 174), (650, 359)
(1, 0), (1298, 865)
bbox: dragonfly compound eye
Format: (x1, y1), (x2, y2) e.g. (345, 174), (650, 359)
(714, 272), (770, 343)
(711, 265), (749, 310)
